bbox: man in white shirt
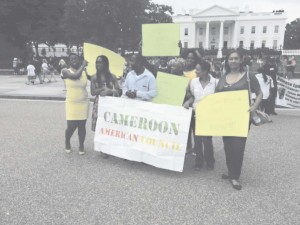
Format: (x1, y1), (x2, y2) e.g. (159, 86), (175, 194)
(26, 62), (36, 85)
(183, 60), (218, 170)
(122, 54), (157, 101)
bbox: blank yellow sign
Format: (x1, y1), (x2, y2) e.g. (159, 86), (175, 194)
(195, 90), (250, 137)
(83, 43), (125, 78)
(152, 72), (189, 106)
(142, 24), (180, 57)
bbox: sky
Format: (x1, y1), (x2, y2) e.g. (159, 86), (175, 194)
(152, 0), (298, 22)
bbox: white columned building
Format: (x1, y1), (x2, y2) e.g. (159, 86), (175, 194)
(173, 5), (288, 58)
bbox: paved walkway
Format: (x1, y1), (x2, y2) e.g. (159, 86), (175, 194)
(0, 74), (299, 101)
(0, 75), (92, 101)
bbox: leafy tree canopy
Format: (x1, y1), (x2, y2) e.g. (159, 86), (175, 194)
(284, 18), (300, 49)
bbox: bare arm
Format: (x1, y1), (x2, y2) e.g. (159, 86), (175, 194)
(84, 68), (92, 81)
(112, 75), (121, 96)
(61, 60), (87, 80)
(183, 82), (194, 109)
(250, 90), (263, 112)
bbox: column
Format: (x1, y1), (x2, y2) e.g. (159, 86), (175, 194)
(232, 21), (238, 48)
(217, 20), (224, 58)
(205, 21), (210, 49)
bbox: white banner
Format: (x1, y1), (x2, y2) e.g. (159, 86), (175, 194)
(276, 77), (300, 108)
(94, 97), (192, 172)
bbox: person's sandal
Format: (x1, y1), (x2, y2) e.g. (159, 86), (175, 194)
(230, 179), (242, 190)
(79, 147), (85, 155)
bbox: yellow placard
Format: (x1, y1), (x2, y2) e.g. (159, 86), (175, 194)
(83, 43), (125, 77)
(195, 90), (250, 137)
(152, 72), (189, 106)
(142, 24), (180, 57)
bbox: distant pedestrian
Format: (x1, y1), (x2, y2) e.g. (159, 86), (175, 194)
(254, 66), (274, 117)
(264, 57), (278, 115)
(26, 61), (36, 85)
(58, 59), (68, 74)
(13, 58), (18, 75)
(286, 56), (296, 79)
(41, 59), (49, 82)
(33, 57), (43, 84)
(281, 56), (288, 78)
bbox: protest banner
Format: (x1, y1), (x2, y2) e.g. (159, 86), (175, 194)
(276, 77), (300, 108)
(142, 24), (180, 57)
(83, 42), (125, 78)
(152, 72), (189, 106)
(94, 97), (192, 172)
(195, 90), (250, 137)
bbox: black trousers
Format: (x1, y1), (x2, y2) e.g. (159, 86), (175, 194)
(194, 136), (214, 166)
(187, 111), (195, 150)
(260, 99), (271, 115)
(222, 136), (247, 180)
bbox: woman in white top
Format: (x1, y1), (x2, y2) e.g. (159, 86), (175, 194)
(255, 66), (274, 115)
(183, 60), (218, 170)
(41, 59), (49, 82)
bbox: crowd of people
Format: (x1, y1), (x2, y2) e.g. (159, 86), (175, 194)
(11, 46), (296, 190)
(56, 47), (291, 191)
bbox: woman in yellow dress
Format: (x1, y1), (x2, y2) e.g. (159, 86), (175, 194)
(61, 53), (90, 155)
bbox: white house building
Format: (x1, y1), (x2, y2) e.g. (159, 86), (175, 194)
(173, 5), (288, 58)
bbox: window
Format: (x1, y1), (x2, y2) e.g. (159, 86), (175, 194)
(250, 41), (255, 49)
(223, 41), (228, 49)
(239, 41), (244, 48)
(199, 42), (203, 48)
(240, 26), (244, 34)
(199, 28), (204, 35)
(212, 27), (216, 35)
(211, 45), (215, 50)
(263, 26), (267, 34)
(184, 42), (188, 48)
(251, 26), (256, 34)
(274, 25), (279, 33)
(273, 40), (278, 49)
(224, 27), (229, 35)
(262, 40), (266, 48)
(184, 28), (188, 36)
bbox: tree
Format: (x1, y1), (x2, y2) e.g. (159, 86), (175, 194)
(0, 0), (67, 58)
(284, 18), (300, 49)
(61, 0), (173, 51)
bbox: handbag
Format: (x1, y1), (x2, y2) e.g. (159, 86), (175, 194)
(246, 73), (272, 126)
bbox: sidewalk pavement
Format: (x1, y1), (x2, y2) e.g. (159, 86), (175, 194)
(1, 74), (300, 102)
(0, 75), (92, 101)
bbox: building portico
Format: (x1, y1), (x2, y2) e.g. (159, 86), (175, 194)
(173, 5), (287, 58)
